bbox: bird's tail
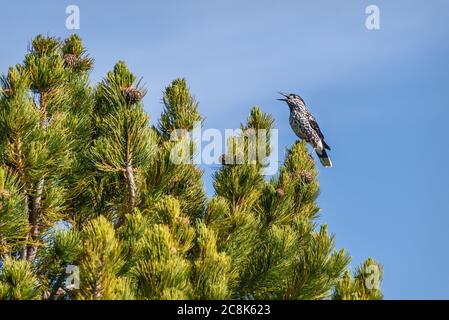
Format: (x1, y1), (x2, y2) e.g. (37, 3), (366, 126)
(316, 149), (332, 168)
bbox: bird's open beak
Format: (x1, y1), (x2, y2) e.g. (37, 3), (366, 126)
(277, 92), (289, 102)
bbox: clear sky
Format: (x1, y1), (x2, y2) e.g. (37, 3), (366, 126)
(1, 0), (448, 299)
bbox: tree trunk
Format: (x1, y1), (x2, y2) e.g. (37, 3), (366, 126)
(93, 279), (102, 300)
(125, 163), (137, 211)
(26, 178), (44, 261)
(49, 271), (66, 300)
(115, 163), (137, 229)
(22, 194), (29, 260)
(25, 92), (47, 261)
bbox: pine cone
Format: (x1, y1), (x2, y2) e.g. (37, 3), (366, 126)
(0, 189), (10, 198)
(300, 170), (313, 184)
(64, 54), (78, 68)
(176, 216), (190, 225)
(3, 88), (12, 97)
(276, 187), (285, 198)
(0, 188), (10, 209)
(121, 87), (142, 104)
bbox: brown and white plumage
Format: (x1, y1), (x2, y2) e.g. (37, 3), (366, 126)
(278, 92), (332, 167)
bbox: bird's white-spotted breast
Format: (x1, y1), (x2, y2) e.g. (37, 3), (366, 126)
(289, 108), (320, 148)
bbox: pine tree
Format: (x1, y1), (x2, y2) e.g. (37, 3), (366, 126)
(0, 35), (382, 300)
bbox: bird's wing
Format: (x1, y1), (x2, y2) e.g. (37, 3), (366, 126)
(306, 112), (324, 139)
(306, 112), (331, 150)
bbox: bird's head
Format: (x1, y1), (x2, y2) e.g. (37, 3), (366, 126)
(277, 92), (305, 108)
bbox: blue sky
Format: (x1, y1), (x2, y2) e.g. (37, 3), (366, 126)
(1, 0), (449, 299)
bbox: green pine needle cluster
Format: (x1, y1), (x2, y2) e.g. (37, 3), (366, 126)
(0, 35), (382, 300)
